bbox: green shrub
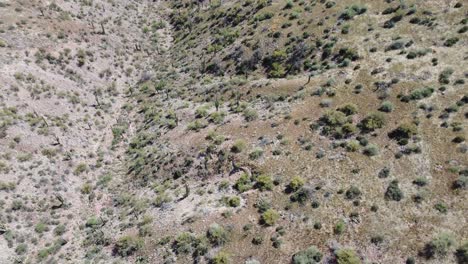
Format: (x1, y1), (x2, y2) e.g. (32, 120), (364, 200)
(0, 181), (16, 191)
(15, 244), (27, 255)
(439, 68), (454, 84)
(334, 219), (346, 235)
(234, 173), (253, 192)
(154, 192), (172, 207)
(261, 209), (280, 226)
(338, 104), (358, 116)
(345, 186), (361, 200)
(252, 236), (263, 245)
(444, 37), (459, 47)
(292, 246), (322, 264)
(231, 139), (246, 153)
(243, 108), (258, 121)
(255, 175), (273, 191)
(173, 232), (196, 255)
(210, 111), (226, 124)
(453, 175), (467, 190)
(249, 148), (264, 160)
(320, 110), (348, 127)
(389, 123), (418, 140)
(114, 235), (143, 257)
(290, 187), (312, 204)
(335, 248), (361, 264)
(207, 223), (229, 246)
(386, 40), (405, 51)
(268, 62), (286, 78)
(85, 216), (103, 228)
(74, 163), (88, 175)
(227, 196), (240, 207)
(211, 251), (230, 264)
(363, 144), (379, 156)
(408, 87), (434, 101)
(187, 120), (208, 131)
(360, 113), (385, 132)
(255, 198), (271, 213)
(385, 180), (403, 201)
(406, 49), (430, 59)
(288, 176), (305, 192)
(434, 202), (448, 214)
(455, 242), (468, 264)
(413, 177), (428, 187)
(53, 225), (66, 236)
(378, 167), (390, 178)
(421, 233), (455, 259)
(340, 5), (367, 20)
(346, 140), (360, 152)
(379, 101), (394, 112)
(35, 222), (48, 233)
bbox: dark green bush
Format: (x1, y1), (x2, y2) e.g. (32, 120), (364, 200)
(345, 186), (361, 200)
(385, 180), (403, 201)
(340, 5), (367, 20)
(455, 242), (468, 264)
(234, 173), (253, 192)
(388, 123), (418, 140)
(338, 104), (358, 116)
(290, 187), (312, 204)
(444, 37), (459, 47)
(421, 233), (455, 259)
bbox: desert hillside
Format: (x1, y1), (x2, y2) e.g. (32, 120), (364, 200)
(0, 0), (467, 264)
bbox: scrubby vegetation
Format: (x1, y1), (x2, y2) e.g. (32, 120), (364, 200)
(0, 0), (466, 263)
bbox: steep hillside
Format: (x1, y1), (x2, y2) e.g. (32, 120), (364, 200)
(0, 0), (467, 264)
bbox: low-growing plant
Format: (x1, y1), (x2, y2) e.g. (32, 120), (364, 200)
(207, 223), (229, 246)
(379, 101), (394, 112)
(363, 144), (379, 156)
(385, 180), (404, 201)
(421, 233), (455, 259)
(255, 175), (273, 191)
(287, 176), (305, 192)
(334, 219), (346, 235)
(231, 139), (246, 153)
(455, 242), (468, 264)
(345, 186), (361, 200)
(335, 248), (361, 264)
(234, 173), (253, 192)
(360, 113), (385, 132)
(261, 209), (279, 226)
(114, 235), (143, 257)
(292, 246), (322, 264)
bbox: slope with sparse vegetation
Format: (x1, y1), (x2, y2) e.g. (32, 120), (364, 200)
(0, 0), (467, 263)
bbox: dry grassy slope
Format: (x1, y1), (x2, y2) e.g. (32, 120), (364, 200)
(0, 0), (467, 264)
(120, 0), (467, 264)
